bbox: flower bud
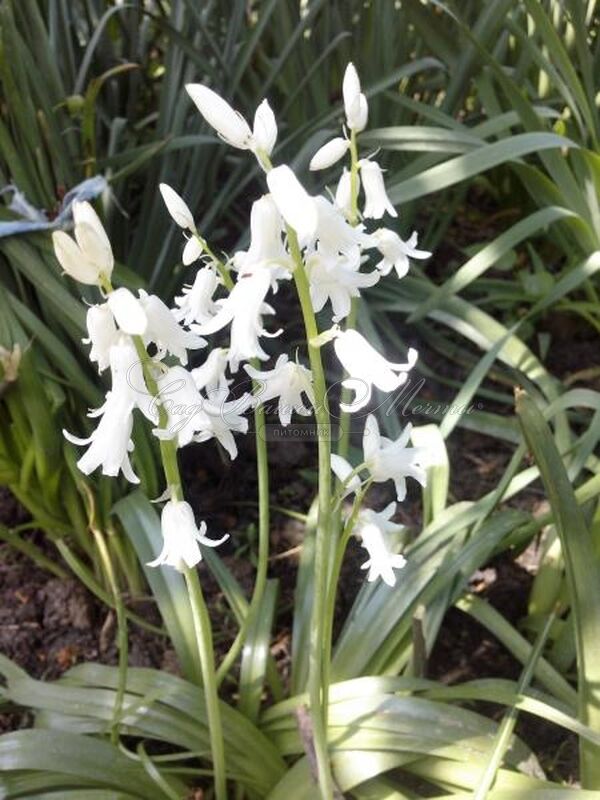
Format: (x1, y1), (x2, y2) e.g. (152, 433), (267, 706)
(159, 183), (195, 230)
(266, 165), (318, 244)
(252, 99), (277, 156)
(186, 84), (253, 149)
(309, 137), (349, 171)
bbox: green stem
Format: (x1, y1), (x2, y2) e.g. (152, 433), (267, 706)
(184, 566), (227, 800)
(92, 525), (128, 746)
(132, 332), (227, 800)
(288, 226), (336, 799)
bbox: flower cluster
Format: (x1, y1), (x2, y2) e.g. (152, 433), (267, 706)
(54, 62), (432, 587)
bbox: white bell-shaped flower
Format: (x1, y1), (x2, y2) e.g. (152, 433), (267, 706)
(186, 84), (253, 149)
(232, 195), (292, 287)
(173, 267), (220, 328)
(355, 503), (406, 586)
(266, 165), (318, 245)
(314, 196), (369, 257)
(252, 99), (278, 156)
(106, 287), (148, 335)
(52, 201), (113, 286)
(332, 328), (418, 412)
(309, 137), (349, 171)
(245, 354), (314, 426)
(359, 160), (397, 219)
(306, 248), (379, 323)
(139, 290), (206, 365)
(191, 348), (231, 395)
(63, 335), (144, 483)
(331, 414), (428, 502)
(153, 365), (212, 448)
(334, 168), (355, 219)
(193, 270), (278, 372)
(83, 304), (118, 373)
(148, 499), (228, 572)
(372, 228), (432, 278)
(194, 385), (252, 459)
(343, 63), (368, 132)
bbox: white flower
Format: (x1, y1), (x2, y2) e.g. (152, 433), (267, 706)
(309, 137), (349, 171)
(139, 290), (206, 365)
(159, 183), (195, 230)
(332, 328), (418, 412)
(232, 195), (292, 287)
(343, 63), (368, 132)
(335, 168), (355, 218)
(52, 201), (113, 285)
(106, 287), (148, 335)
(186, 84), (253, 149)
(314, 196), (368, 257)
(306, 249), (379, 322)
(266, 165), (318, 245)
(372, 228), (432, 278)
(173, 268), (220, 327)
(245, 354), (314, 426)
(195, 385), (252, 459)
(148, 500), (228, 572)
(153, 365), (212, 448)
(355, 503), (406, 586)
(83, 304), (118, 373)
(331, 414), (428, 502)
(252, 99), (277, 156)
(191, 348), (231, 395)
(194, 270), (278, 372)
(63, 335), (146, 482)
(359, 160), (397, 219)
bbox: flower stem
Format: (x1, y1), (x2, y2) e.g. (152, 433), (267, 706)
(132, 334), (227, 800)
(288, 226), (336, 799)
(184, 565), (227, 800)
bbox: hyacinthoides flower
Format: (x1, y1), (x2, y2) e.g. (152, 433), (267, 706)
(184, 63), (431, 799)
(54, 62), (431, 800)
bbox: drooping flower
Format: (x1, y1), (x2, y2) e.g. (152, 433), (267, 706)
(359, 160), (397, 219)
(153, 365), (212, 448)
(193, 270), (278, 371)
(266, 165), (318, 245)
(331, 414), (428, 502)
(306, 248), (379, 323)
(355, 503), (406, 586)
(343, 63), (368, 132)
(173, 267), (220, 328)
(371, 228), (432, 279)
(232, 194), (292, 287)
(191, 348), (231, 395)
(194, 386), (253, 459)
(52, 200), (113, 286)
(313, 196), (368, 257)
(148, 499), (228, 571)
(83, 304), (118, 373)
(139, 290), (206, 365)
(245, 354), (315, 426)
(309, 137), (350, 171)
(63, 335), (147, 482)
(332, 328), (418, 412)
(334, 168), (355, 219)
(106, 287), (148, 335)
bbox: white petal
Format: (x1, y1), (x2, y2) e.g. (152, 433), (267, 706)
(72, 201), (113, 264)
(343, 63), (361, 125)
(182, 236), (203, 265)
(186, 84), (253, 149)
(330, 453), (360, 495)
(266, 165), (318, 244)
(252, 99), (277, 155)
(107, 288), (148, 335)
(309, 137), (349, 171)
(359, 160), (397, 219)
(159, 183), (195, 230)
(52, 231), (100, 285)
